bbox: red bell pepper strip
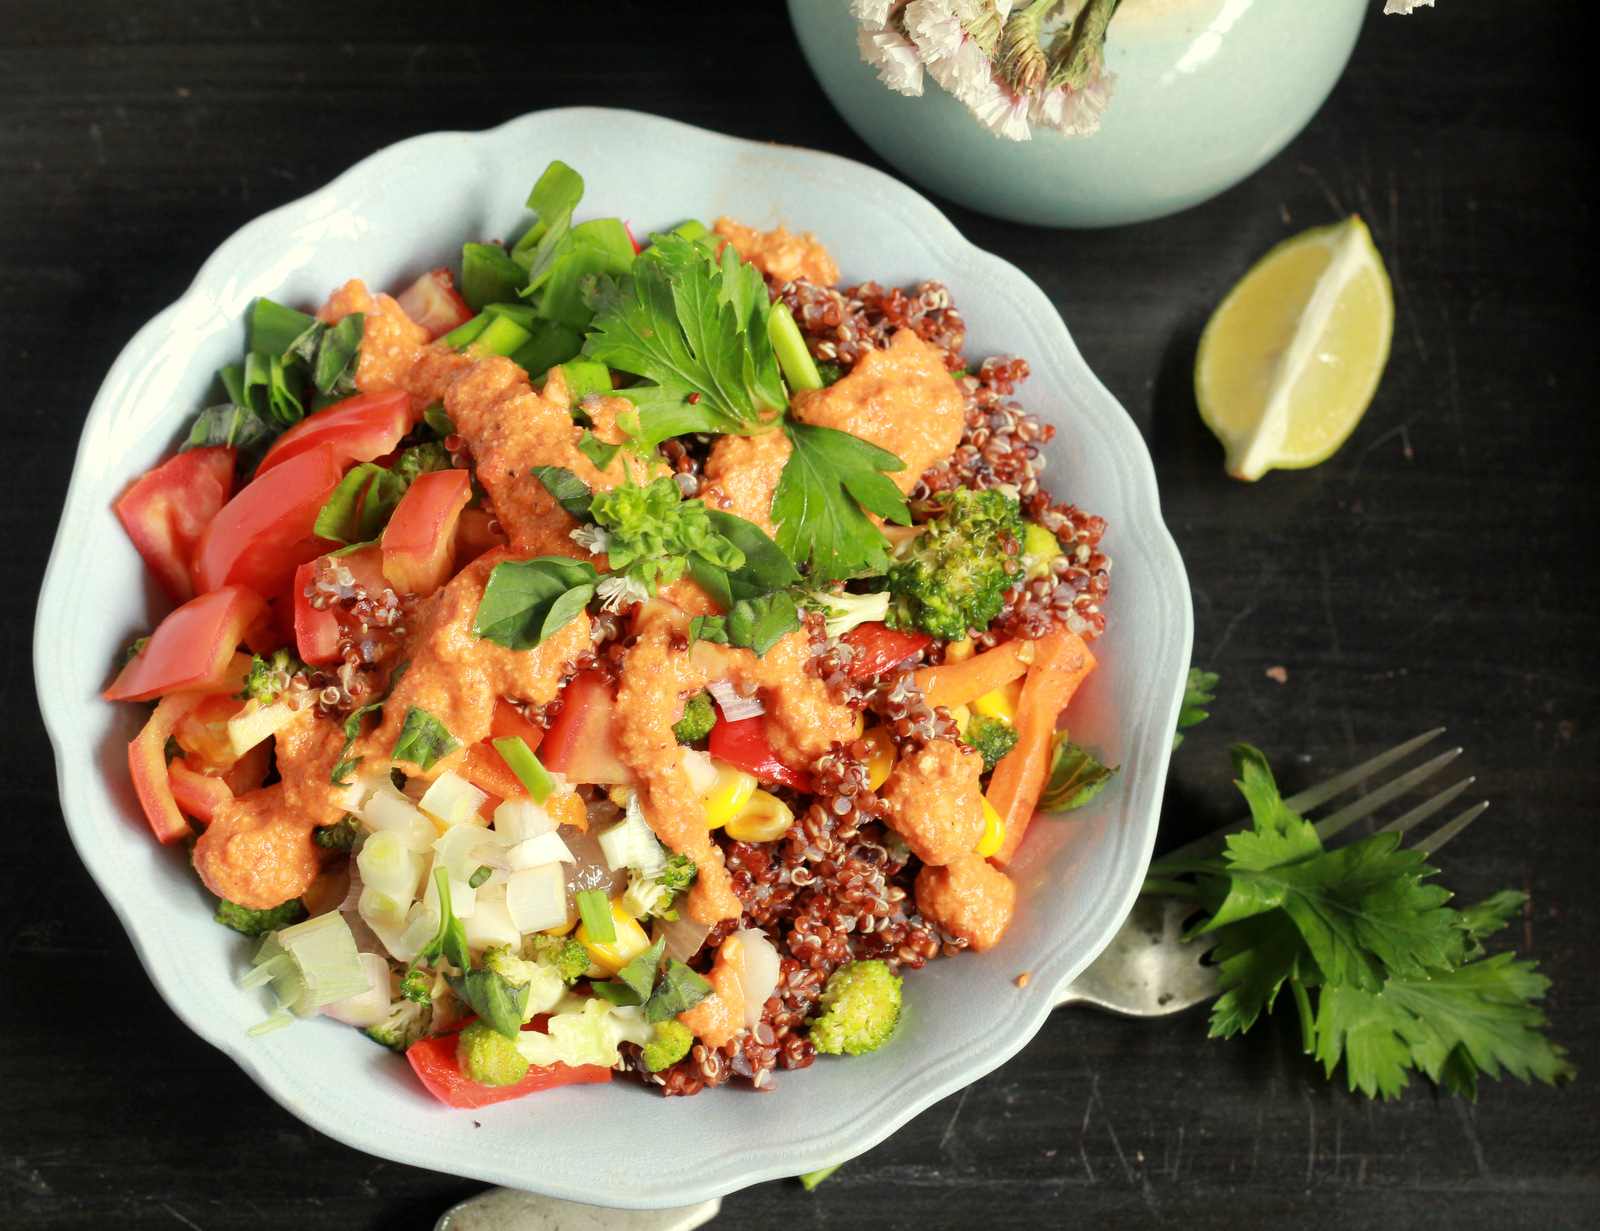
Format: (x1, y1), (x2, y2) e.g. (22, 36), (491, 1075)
(255, 390), (416, 476)
(461, 742), (529, 804)
(104, 585), (266, 702)
(841, 623), (933, 680)
(539, 671), (634, 785)
(404, 1034), (610, 1109)
(168, 758), (234, 825)
(381, 468), (472, 596)
(707, 711), (813, 793)
(192, 444), (346, 597)
(128, 694), (207, 843)
(114, 446), (236, 603)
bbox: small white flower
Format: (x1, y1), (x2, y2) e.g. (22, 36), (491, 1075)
(926, 33), (996, 105)
(903, 0), (967, 62)
(857, 24), (926, 96)
(850, 0), (899, 30)
(570, 523), (611, 556)
(595, 573), (649, 613)
(1029, 70), (1117, 138)
(1383, 0), (1434, 12)
(969, 86), (1033, 141)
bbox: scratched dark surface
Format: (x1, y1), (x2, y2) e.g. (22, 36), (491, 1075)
(2, 2), (1595, 1228)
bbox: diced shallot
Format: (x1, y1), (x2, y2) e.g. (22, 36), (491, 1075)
(321, 952), (393, 1028)
(732, 928), (780, 1027)
(505, 863), (569, 934)
(657, 913), (711, 963)
(707, 678), (764, 722)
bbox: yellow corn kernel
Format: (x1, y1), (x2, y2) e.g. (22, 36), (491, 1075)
(945, 637), (976, 663)
(577, 898), (653, 975)
(702, 761), (758, 828)
(972, 679), (1023, 725)
(541, 915), (577, 937)
(724, 789), (796, 843)
(948, 703), (972, 735)
(862, 727), (897, 790)
(849, 709), (866, 739)
(975, 796), (1006, 858)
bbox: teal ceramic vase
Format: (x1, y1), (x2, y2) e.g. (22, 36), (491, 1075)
(789, 0), (1368, 228)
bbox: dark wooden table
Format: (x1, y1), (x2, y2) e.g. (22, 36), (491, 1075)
(3, 3), (1594, 1228)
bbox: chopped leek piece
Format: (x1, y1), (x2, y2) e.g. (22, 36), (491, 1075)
(575, 888), (615, 944)
(768, 300), (823, 391)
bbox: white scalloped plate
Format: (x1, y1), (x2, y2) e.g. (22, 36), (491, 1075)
(35, 108), (1191, 1208)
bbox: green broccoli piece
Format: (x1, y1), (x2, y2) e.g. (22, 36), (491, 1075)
(313, 815), (362, 851)
(392, 441), (451, 484)
(238, 647), (305, 704)
(456, 1019), (531, 1087)
(963, 714), (1020, 772)
(214, 897), (306, 937)
(640, 1019), (694, 1072)
(525, 934), (591, 985)
(811, 588), (891, 639)
(886, 488), (1023, 641)
(808, 960), (903, 1056)
(363, 1000), (432, 1052)
(672, 691), (716, 745)
(656, 852), (697, 895)
(483, 943), (544, 986)
(398, 966), (434, 1004)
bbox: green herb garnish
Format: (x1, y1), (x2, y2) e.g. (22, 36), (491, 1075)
(473, 557), (600, 649)
(772, 421), (910, 582)
(491, 736), (556, 803)
(575, 889), (615, 943)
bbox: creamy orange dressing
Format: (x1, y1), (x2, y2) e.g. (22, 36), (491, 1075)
(914, 854), (1017, 952)
(879, 738), (985, 866)
(697, 430), (792, 539)
(712, 218), (839, 287)
(790, 329), (965, 494)
(317, 278), (430, 394)
(677, 933), (747, 1048)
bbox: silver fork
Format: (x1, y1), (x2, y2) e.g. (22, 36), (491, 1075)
(1056, 727), (1489, 1016)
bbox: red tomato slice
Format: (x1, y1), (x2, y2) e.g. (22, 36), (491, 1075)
(255, 390), (415, 476)
(539, 672), (633, 785)
(293, 546), (391, 665)
(454, 507), (506, 563)
(395, 268), (473, 341)
(490, 698), (545, 750)
(168, 758), (234, 825)
(114, 447), (236, 603)
(381, 468), (472, 596)
(841, 623), (933, 680)
(105, 586), (266, 702)
(404, 1034), (610, 1109)
(706, 710), (813, 792)
(193, 445), (345, 597)
(128, 694), (207, 843)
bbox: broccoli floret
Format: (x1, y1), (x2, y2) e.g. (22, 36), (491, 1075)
(808, 960), (903, 1056)
(363, 999), (432, 1052)
(456, 1019), (531, 1087)
(810, 589), (891, 639)
(392, 441), (451, 484)
(214, 897), (306, 937)
(886, 488), (1023, 641)
(816, 361), (844, 386)
(398, 966), (434, 1004)
(639, 1019), (694, 1072)
(657, 853), (697, 895)
(963, 714), (1020, 772)
(524, 934), (591, 985)
(238, 647), (305, 704)
(313, 815), (362, 851)
(672, 691), (716, 745)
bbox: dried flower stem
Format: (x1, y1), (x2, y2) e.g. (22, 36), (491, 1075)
(1046, 0), (1120, 90)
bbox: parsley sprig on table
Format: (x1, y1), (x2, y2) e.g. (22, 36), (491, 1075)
(1152, 744), (1574, 1100)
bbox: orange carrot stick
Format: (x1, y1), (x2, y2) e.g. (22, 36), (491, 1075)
(987, 629), (1096, 867)
(914, 640), (1034, 709)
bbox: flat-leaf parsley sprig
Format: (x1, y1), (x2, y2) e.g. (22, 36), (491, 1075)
(1151, 744), (1573, 1100)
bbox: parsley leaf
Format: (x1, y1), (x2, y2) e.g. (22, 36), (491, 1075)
(689, 614), (729, 646)
(772, 421), (910, 582)
(589, 476), (745, 593)
(391, 707), (460, 772)
(726, 592), (801, 655)
(1173, 666), (1218, 749)
(474, 557), (599, 650)
(581, 232), (784, 445)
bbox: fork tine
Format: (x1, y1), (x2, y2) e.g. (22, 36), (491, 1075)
(1283, 727), (1446, 815)
(1414, 800), (1490, 855)
(1370, 776), (1475, 839)
(1311, 747), (1464, 843)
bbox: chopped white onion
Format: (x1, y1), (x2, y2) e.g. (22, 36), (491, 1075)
(503, 831), (576, 871)
(493, 798), (555, 844)
(334, 770), (389, 815)
(321, 952), (393, 1027)
(505, 863), (570, 934)
(463, 884), (520, 950)
(226, 700), (297, 757)
(421, 853), (477, 920)
(358, 885), (409, 932)
(356, 830), (424, 898)
(732, 928), (781, 1027)
(657, 913), (711, 963)
(679, 748), (719, 795)
(597, 795), (667, 875)
(434, 823), (500, 882)
(707, 678), (764, 722)
(360, 787), (437, 853)
(418, 771), (488, 829)
(337, 862), (364, 913)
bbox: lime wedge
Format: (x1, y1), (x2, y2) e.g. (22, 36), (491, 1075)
(1196, 215), (1394, 481)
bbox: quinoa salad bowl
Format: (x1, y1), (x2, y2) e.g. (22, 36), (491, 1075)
(35, 108), (1192, 1206)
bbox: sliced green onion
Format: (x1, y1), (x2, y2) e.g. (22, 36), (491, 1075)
(575, 889), (615, 943)
(440, 313), (491, 351)
(468, 865), (493, 890)
(249, 297), (317, 359)
(492, 737), (557, 803)
(423, 405), (454, 437)
(799, 1163), (842, 1191)
(460, 242), (526, 311)
(768, 301), (823, 392)
(470, 314), (534, 359)
(554, 360), (613, 402)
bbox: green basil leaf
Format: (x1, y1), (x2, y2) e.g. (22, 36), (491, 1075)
(182, 402), (274, 453)
(589, 980), (643, 1007)
(447, 968), (530, 1040)
(533, 464), (596, 521)
(541, 583), (596, 642)
(576, 431), (621, 471)
(643, 959), (712, 1023)
(423, 405), (455, 438)
(703, 509), (801, 599)
(616, 937), (666, 1002)
(391, 707), (459, 772)
(687, 559), (734, 612)
(726, 591), (800, 655)
(1039, 737), (1119, 813)
(314, 462), (407, 544)
(314, 313), (364, 396)
(461, 241), (526, 312)
(474, 557), (600, 649)
(329, 661), (410, 785)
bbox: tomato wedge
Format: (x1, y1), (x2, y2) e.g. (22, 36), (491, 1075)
(539, 671), (633, 785)
(193, 445), (345, 597)
(105, 586), (265, 702)
(454, 507), (506, 562)
(168, 758), (234, 825)
(707, 710), (813, 792)
(841, 623), (933, 680)
(293, 546), (390, 665)
(255, 390), (415, 476)
(381, 468), (472, 596)
(128, 694), (208, 843)
(490, 698), (545, 749)
(395, 268), (473, 341)
(405, 1034), (610, 1109)
(114, 446), (236, 603)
